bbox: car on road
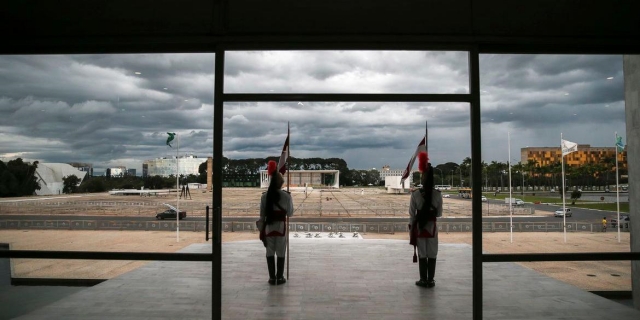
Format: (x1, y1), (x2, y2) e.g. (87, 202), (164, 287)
(156, 209), (186, 220)
(443, 194), (451, 198)
(481, 196), (487, 202)
(156, 203), (186, 220)
(554, 208), (572, 217)
(506, 198), (525, 206)
(611, 215), (630, 228)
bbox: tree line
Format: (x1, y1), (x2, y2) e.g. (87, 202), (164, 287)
(434, 157), (628, 191)
(2, 155), (627, 197)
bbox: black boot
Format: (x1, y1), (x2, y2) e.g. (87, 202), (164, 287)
(276, 257), (287, 285)
(427, 258), (437, 288)
(266, 257), (276, 285)
(415, 258), (429, 287)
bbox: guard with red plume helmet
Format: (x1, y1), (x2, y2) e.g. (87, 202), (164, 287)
(409, 151), (443, 288)
(257, 159), (294, 285)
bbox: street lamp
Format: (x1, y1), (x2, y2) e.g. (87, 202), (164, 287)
(458, 167), (463, 187)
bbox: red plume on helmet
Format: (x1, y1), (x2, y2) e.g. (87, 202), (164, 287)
(418, 151), (429, 173)
(267, 160), (277, 176)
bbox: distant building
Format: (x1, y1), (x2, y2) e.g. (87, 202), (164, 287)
(521, 145), (627, 168)
(260, 169), (340, 188)
(142, 155), (204, 178)
(68, 162), (93, 177)
(34, 163), (88, 195)
(126, 168), (136, 176)
(106, 166), (126, 178)
(379, 165), (414, 187)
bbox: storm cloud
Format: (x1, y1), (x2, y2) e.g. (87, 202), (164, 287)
(0, 52), (625, 173)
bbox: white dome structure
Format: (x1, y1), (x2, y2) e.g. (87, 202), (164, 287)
(34, 163), (87, 195)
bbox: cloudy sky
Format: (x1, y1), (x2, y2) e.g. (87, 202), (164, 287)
(0, 52), (625, 174)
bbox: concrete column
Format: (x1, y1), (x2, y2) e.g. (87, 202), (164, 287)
(207, 157), (213, 192)
(623, 55), (640, 310)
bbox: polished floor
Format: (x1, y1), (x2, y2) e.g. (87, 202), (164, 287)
(6, 237), (640, 320)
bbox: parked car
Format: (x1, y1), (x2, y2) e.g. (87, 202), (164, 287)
(611, 215), (630, 228)
(156, 203), (187, 220)
(443, 194), (451, 198)
(554, 208), (572, 217)
(481, 196), (488, 202)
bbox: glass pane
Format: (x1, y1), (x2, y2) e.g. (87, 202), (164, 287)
(0, 53), (214, 285)
(225, 51), (469, 94)
(479, 54), (632, 303)
(221, 100), (469, 216)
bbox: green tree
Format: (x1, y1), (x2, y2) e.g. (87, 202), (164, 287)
(62, 175), (82, 194)
(570, 189), (582, 205)
(198, 161), (208, 184)
(0, 158), (40, 197)
(79, 177), (107, 193)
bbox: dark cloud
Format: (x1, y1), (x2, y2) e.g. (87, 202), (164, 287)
(0, 53), (626, 173)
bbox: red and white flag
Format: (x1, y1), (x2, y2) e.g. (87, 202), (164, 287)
(400, 136), (426, 184)
(277, 132), (289, 175)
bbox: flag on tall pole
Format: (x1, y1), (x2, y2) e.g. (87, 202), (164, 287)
(615, 133), (623, 242)
(560, 135), (578, 243)
(561, 139), (578, 156)
(166, 132), (176, 147)
(167, 132), (180, 242)
(278, 125), (290, 175)
(400, 136), (427, 186)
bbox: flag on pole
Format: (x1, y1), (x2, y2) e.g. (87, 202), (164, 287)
(166, 132), (176, 147)
(401, 136), (427, 184)
(616, 135), (624, 152)
(278, 132), (289, 175)
(561, 139), (578, 156)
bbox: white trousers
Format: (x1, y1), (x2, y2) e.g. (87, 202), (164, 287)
(265, 236), (286, 257)
(417, 236), (438, 259)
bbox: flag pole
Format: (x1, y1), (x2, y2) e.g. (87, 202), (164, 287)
(176, 133), (180, 242)
(508, 131), (513, 243)
(561, 133), (567, 243)
(286, 122), (290, 279)
(425, 120), (428, 154)
(615, 132), (620, 242)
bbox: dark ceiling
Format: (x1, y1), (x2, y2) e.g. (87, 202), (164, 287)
(2, 0), (639, 54)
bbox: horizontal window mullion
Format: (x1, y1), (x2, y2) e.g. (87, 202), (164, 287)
(0, 250), (211, 262)
(223, 93), (472, 103)
(483, 252), (640, 263)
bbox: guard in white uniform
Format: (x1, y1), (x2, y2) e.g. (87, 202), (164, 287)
(258, 161), (294, 285)
(409, 152), (443, 288)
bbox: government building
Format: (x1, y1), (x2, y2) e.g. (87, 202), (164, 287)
(521, 145), (627, 169)
(142, 155), (204, 178)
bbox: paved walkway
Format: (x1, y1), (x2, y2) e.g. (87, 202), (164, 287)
(8, 238), (640, 319)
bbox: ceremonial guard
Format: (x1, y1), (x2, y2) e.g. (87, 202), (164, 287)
(258, 160), (294, 285)
(409, 152), (443, 288)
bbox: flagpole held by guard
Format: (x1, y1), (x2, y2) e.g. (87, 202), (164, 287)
(286, 122), (290, 280)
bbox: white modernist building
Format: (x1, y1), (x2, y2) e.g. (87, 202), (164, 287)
(34, 163), (88, 195)
(260, 169), (340, 189)
(379, 165), (414, 188)
(142, 155), (204, 177)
